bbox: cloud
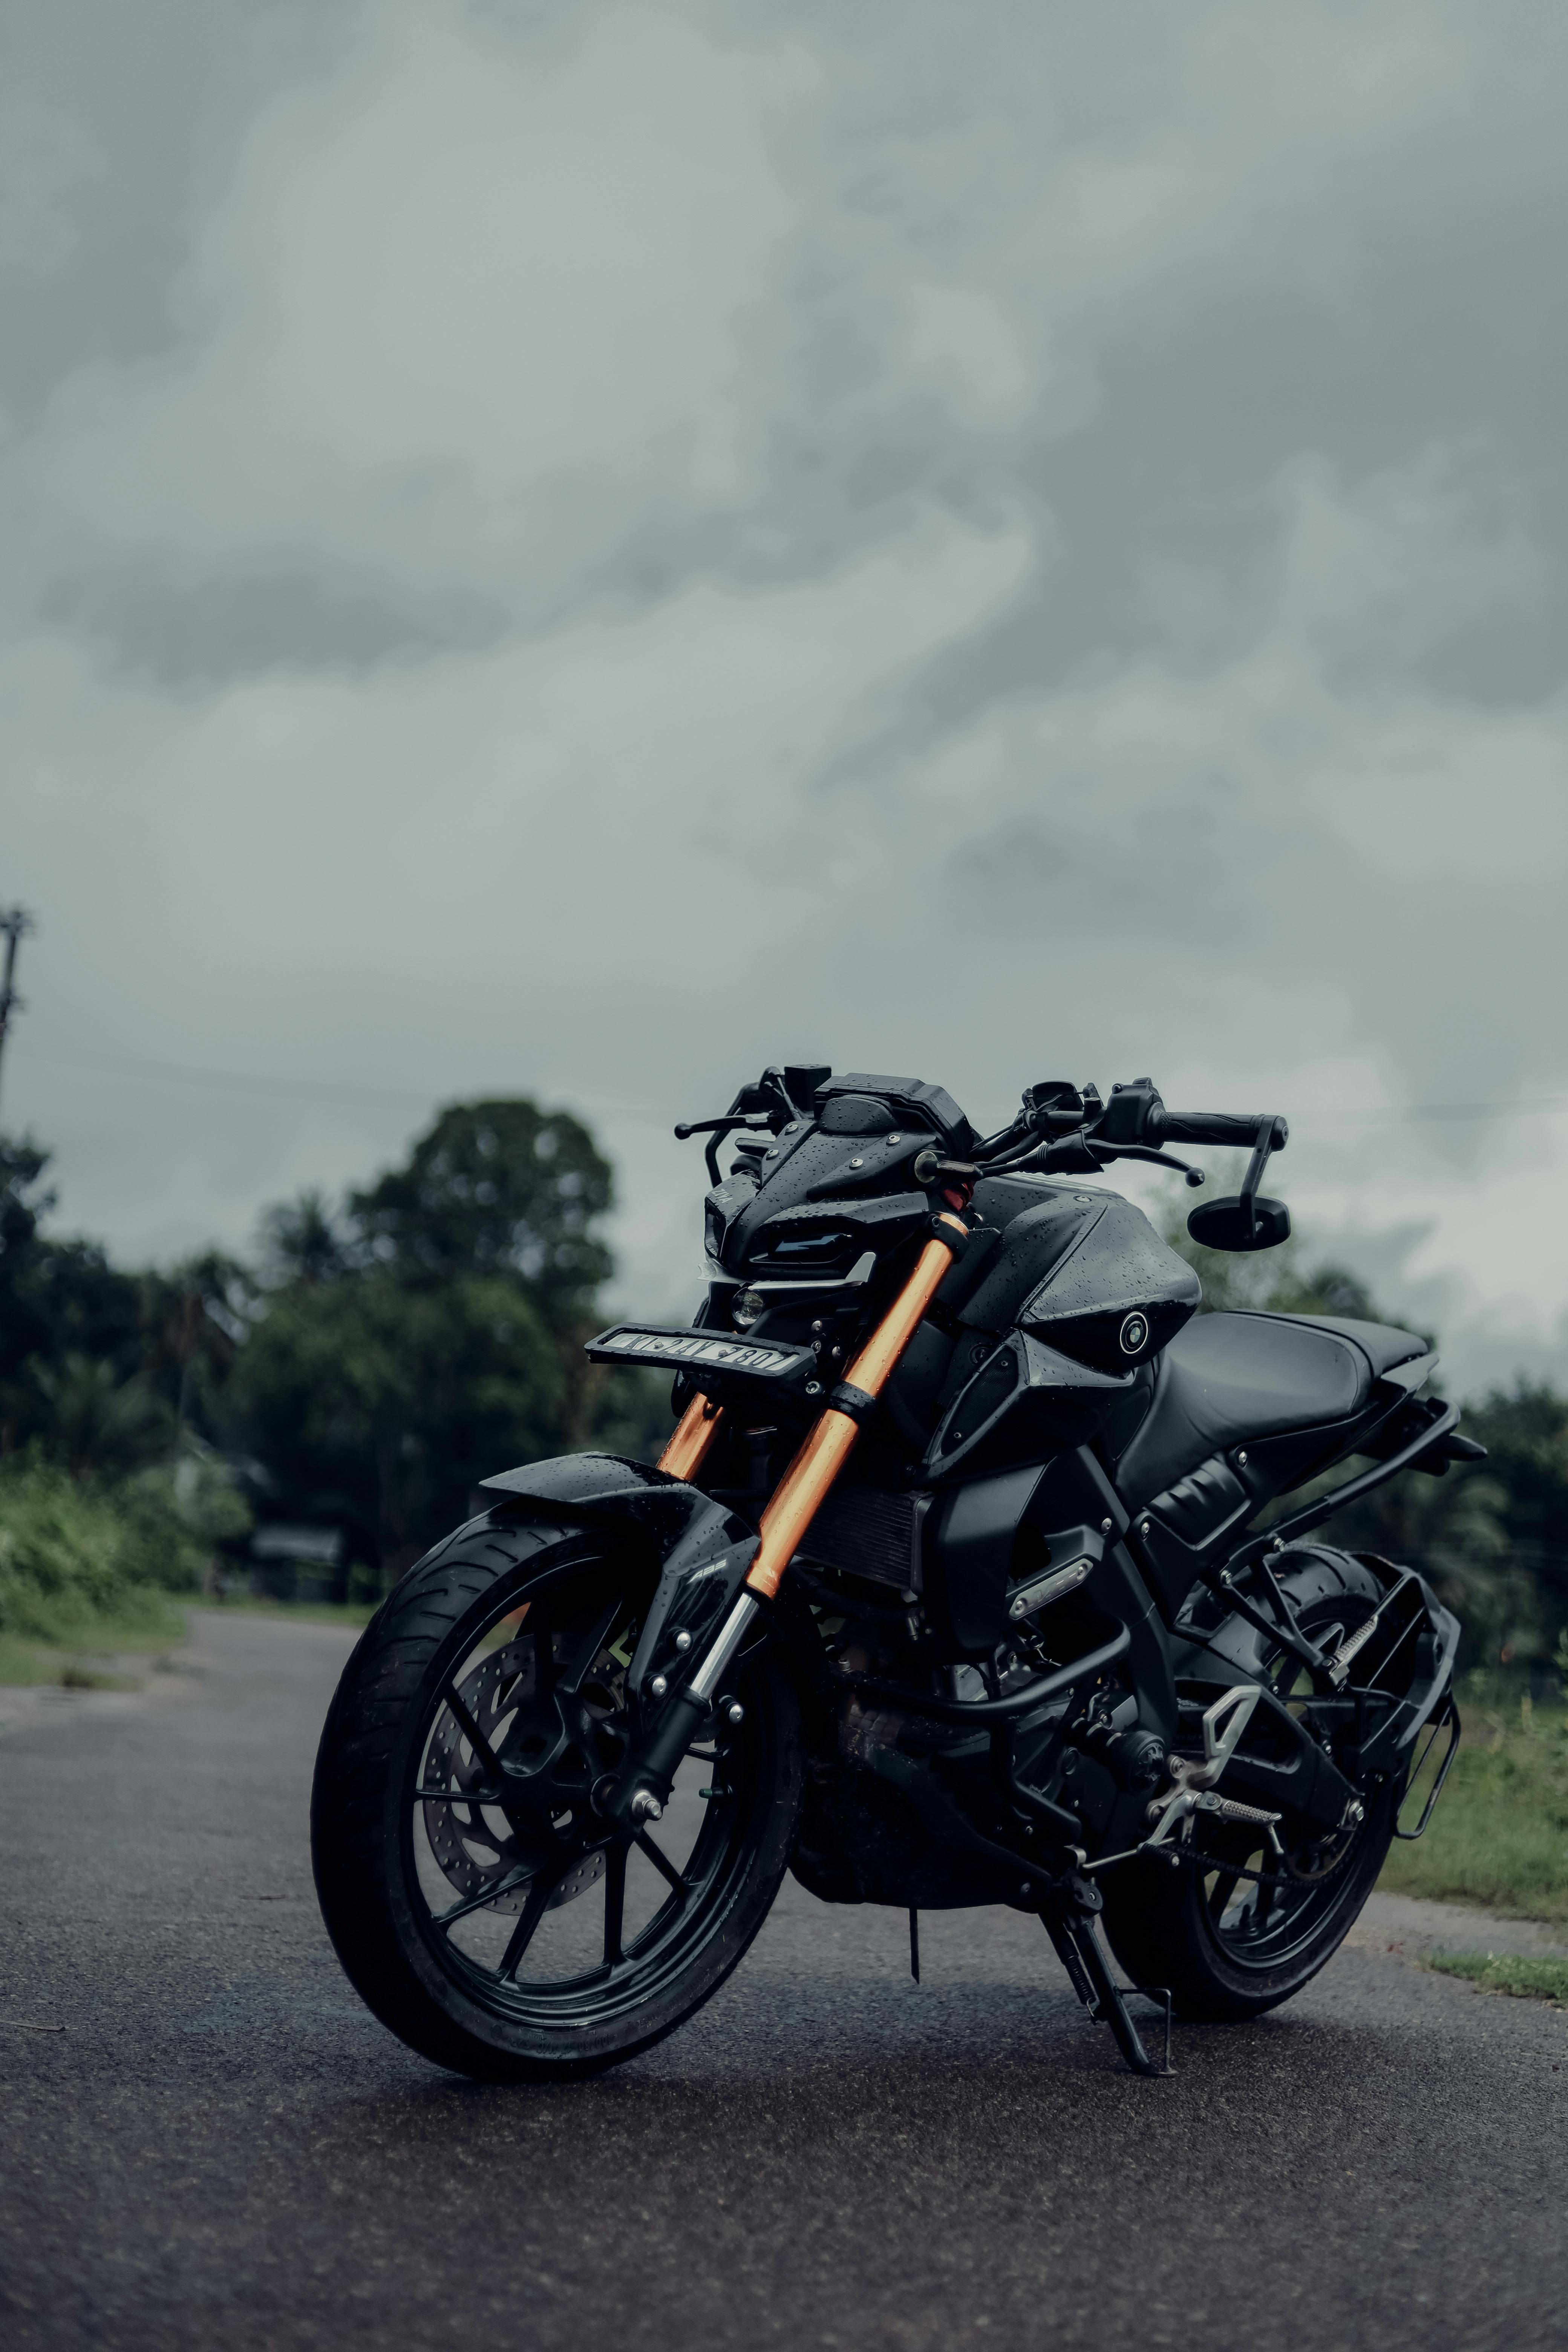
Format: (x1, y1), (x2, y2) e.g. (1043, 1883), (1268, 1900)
(3, 0), (1568, 1392)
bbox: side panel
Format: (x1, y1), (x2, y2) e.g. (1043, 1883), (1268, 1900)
(923, 1445), (1176, 1744)
(924, 1462), (1046, 1652)
(921, 1332), (1137, 1483)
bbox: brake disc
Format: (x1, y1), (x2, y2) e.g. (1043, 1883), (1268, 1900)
(420, 1638), (605, 1915)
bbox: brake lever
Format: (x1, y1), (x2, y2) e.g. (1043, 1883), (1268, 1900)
(1087, 1142), (1206, 1187)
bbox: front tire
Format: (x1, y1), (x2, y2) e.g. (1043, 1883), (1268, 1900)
(311, 1510), (802, 2081)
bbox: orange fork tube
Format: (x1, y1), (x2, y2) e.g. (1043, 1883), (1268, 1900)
(745, 1214), (967, 1601)
(658, 1392), (726, 1481)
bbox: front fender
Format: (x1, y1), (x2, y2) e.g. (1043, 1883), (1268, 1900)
(476, 1451), (759, 1707)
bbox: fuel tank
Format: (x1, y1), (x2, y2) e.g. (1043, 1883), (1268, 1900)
(965, 1179), (1200, 1372)
(910, 1184), (1199, 1479)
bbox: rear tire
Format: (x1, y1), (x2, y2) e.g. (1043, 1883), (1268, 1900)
(311, 1511), (803, 2082)
(1099, 1548), (1397, 2021)
(1099, 1774), (1398, 2021)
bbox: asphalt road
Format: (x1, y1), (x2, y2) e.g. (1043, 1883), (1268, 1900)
(3, 1612), (1565, 2352)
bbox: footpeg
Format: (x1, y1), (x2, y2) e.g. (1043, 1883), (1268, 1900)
(1143, 1685), (1283, 1855)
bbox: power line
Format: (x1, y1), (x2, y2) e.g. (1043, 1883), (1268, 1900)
(10, 1038), (1568, 1131)
(1304, 1100), (1568, 1126)
(15, 1041), (433, 1109)
(10, 1041), (671, 1122)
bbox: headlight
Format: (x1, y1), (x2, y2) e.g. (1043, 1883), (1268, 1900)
(732, 1288), (767, 1330)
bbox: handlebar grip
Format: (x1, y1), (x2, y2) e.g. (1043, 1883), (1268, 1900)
(1155, 1110), (1288, 1150)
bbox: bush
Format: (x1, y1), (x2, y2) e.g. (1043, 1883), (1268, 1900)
(0, 1452), (250, 1644)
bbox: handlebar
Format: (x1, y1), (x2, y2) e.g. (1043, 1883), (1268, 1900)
(964, 1081), (1289, 1183)
(677, 1067), (1291, 1194)
(1150, 1109), (1288, 1152)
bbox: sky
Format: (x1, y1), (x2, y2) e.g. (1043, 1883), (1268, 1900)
(2, 0), (1566, 1396)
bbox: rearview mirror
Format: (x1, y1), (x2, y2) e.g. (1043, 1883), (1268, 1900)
(1187, 1195), (1291, 1254)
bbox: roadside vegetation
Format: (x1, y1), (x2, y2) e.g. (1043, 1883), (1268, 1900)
(199, 1591), (378, 1631)
(1378, 1674), (1568, 1922)
(0, 1104), (668, 1672)
(0, 1450), (238, 1668)
(1427, 1952), (1568, 2006)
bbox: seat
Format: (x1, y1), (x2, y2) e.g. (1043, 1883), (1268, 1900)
(1114, 1310), (1426, 1508)
(1294, 1314), (1432, 1383)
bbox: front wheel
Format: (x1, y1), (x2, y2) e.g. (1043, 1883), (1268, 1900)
(311, 1511), (802, 2081)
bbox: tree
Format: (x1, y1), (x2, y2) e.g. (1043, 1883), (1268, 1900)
(1458, 1381), (1568, 1667)
(231, 1097), (628, 1588)
(231, 1269), (567, 1582)
(0, 1138), (59, 1445)
(257, 1188), (349, 1288)
(349, 1100), (613, 1331)
(29, 1355), (176, 1479)
(136, 1251), (254, 1436)
(0, 1139), (148, 1454)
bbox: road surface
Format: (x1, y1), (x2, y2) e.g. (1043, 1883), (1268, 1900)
(2, 1610), (1565, 2351)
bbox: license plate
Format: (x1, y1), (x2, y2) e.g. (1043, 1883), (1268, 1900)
(586, 1325), (815, 1383)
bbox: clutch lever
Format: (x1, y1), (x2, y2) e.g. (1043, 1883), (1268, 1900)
(674, 1112), (774, 1186)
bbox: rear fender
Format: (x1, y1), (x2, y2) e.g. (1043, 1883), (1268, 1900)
(477, 1452), (759, 1709)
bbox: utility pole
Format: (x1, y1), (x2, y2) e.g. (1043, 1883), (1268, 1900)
(0, 905), (35, 1126)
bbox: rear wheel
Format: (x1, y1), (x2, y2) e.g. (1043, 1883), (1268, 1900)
(1100, 1551), (1397, 2020)
(311, 1512), (802, 2081)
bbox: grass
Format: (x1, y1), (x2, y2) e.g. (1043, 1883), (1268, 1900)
(0, 1593), (375, 1687)
(56, 1661), (141, 1692)
(0, 1616), (189, 1691)
(200, 1592), (378, 1630)
(1378, 1682), (1568, 1923)
(1427, 1954), (1568, 2008)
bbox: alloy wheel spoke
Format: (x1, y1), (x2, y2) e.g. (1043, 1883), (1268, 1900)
(1207, 1871), (1241, 1924)
(498, 1868), (566, 1980)
(415, 1779), (505, 1807)
(440, 1685), (507, 1784)
(634, 1827), (689, 1900)
(433, 1863), (535, 1931)
(602, 1843), (628, 1967)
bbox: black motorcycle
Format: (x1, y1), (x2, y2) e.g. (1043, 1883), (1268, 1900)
(312, 1065), (1472, 2079)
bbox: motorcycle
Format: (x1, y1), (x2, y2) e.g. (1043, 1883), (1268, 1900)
(312, 1064), (1473, 2079)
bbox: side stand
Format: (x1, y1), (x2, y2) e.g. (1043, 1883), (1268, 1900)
(1038, 1871), (1173, 2078)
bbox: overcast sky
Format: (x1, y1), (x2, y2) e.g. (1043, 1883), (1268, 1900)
(3, 0), (1566, 1394)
